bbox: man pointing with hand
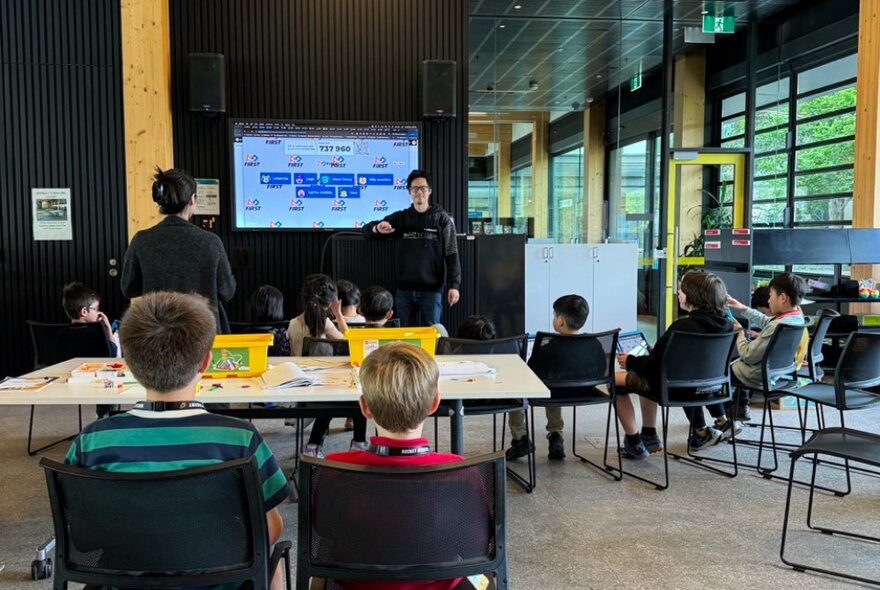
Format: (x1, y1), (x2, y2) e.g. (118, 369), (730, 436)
(363, 169), (461, 326)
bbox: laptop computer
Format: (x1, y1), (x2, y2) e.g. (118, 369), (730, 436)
(616, 331), (650, 371)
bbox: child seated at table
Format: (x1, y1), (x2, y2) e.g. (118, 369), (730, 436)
(250, 284), (290, 356)
(326, 342), (468, 590)
(457, 315), (497, 340)
(359, 285), (395, 327)
(62, 281), (119, 357)
(65, 291), (290, 589)
(336, 279), (365, 325)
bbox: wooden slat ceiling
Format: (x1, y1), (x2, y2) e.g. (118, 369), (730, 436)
(469, 0), (806, 111)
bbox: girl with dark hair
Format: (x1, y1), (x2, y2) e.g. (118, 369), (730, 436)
(121, 167), (236, 333)
(287, 274), (347, 355)
(287, 275), (365, 457)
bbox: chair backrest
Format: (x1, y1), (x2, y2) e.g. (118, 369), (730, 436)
(761, 323), (807, 389)
(229, 320), (289, 335)
(40, 457), (271, 589)
(658, 331), (738, 404)
(834, 331), (880, 408)
(437, 334), (528, 361)
(297, 452), (506, 586)
(301, 336), (350, 357)
(346, 318), (401, 329)
(528, 330), (619, 396)
(27, 321), (112, 369)
(805, 309), (840, 380)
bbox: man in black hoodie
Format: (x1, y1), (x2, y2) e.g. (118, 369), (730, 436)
(614, 270), (739, 460)
(363, 170), (461, 326)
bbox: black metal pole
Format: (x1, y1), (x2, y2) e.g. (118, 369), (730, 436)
(656, 0), (674, 338)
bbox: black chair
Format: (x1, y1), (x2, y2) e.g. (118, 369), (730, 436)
(800, 309), (840, 382)
(780, 427), (880, 585)
(40, 456), (292, 589)
(301, 336), (350, 357)
(731, 323), (808, 475)
(514, 330), (621, 493)
(434, 334), (529, 454)
(781, 331), (880, 496)
(297, 451), (507, 590)
(229, 320), (290, 334)
(26, 321), (113, 455)
(611, 331), (739, 491)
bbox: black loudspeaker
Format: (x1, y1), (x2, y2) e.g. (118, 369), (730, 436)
(189, 53), (225, 114)
(422, 60), (456, 118)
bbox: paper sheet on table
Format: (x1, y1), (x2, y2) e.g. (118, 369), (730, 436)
(438, 361), (496, 376)
(261, 362), (315, 389)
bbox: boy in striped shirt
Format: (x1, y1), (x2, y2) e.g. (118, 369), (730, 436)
(66, 291), (289, 589)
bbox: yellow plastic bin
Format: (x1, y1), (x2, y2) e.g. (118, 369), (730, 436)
(345, 327), (439, 365)
(204, 333), (274, 378)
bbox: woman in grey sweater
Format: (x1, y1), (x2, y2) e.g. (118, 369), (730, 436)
(121, 168), (236, 332)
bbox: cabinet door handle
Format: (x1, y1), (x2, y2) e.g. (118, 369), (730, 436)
(542, 247), (548, 259)
(549, 246), (554, 259)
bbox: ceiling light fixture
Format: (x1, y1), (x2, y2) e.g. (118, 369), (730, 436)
(514, 4), (522, 8)
(475, 79), (541, 94)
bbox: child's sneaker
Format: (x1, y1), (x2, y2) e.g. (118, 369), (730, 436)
(641, 433), (664, 454)
(714, 417), (743, 440)
(688, 427), (723, 451)
(620, 437), (650, 461)
(548, 432), (565, 460)
(302, 443), (324, 459)
(505, 436), (534, 461)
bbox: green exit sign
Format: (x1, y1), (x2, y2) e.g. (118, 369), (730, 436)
(703, 14), (735, 34)
(630, 74), (642, 92)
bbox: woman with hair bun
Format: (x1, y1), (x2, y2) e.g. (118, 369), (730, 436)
(121, 167), (236, 332)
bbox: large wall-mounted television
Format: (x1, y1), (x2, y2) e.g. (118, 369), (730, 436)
(230, 119), (420, 230)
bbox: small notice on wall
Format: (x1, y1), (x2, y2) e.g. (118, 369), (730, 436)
(195, 178), (220, 215)
(32, 188), (73, 241)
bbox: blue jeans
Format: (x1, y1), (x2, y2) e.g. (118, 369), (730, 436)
(395, 290), (442, 326)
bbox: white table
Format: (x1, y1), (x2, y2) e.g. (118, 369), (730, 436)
(8, 355), (550, 454)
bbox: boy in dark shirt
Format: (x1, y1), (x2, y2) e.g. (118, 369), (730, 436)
(507, 294), (593, 461)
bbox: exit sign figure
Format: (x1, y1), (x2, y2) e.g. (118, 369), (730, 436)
(702, 15), (735, 34)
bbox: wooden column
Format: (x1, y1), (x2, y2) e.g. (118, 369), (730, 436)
(121, 0), (174, 241)
(496, 124), (512, 218)
(672, 49), (706, 255)
(583, 99), (606, 243)
(852, 0), (880, 311)
(530, 111), (550, 238)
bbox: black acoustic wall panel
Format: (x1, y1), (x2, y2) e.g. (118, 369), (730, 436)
(0, 1), (127, 377)
(168, 0), (468, 321)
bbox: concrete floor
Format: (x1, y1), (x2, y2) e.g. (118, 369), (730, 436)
(1, 401), (879, 589)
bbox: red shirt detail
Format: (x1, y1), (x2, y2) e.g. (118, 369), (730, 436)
(325, 436), (463, 590)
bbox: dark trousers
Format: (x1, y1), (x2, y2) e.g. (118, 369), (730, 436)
(683, 402), (726, 429)
(395, 289), (442, 326)
(308, 413), (368, 445)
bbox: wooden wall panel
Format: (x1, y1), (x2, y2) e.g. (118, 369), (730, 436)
(0, 1), (127, 378)
(168, 0), (469, 322)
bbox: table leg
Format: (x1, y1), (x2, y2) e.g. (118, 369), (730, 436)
(450, 399), (464, 454)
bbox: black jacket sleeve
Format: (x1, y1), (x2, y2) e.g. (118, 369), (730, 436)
(440, 214), (461, 290)
(362, 211), (402, 240)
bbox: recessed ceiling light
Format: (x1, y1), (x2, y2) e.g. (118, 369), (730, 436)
(596, 74), (602, 79)
(514, 4), (522, 9)
(499, 24), (506, 29)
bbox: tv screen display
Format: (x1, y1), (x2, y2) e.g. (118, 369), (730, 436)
(230, 119), (420, 230)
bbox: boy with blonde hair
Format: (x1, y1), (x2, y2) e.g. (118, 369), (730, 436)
(326, 342), (464, 590)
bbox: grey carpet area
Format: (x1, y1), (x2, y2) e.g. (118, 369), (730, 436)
(1, 402), (879, 589)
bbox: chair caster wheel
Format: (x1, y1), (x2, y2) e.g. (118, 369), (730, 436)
(31, 558), (52, 580)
